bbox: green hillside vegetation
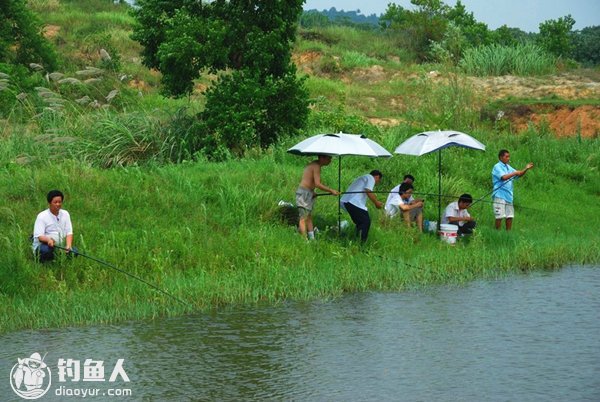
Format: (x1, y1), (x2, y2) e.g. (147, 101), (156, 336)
(0, 0), (599, 333)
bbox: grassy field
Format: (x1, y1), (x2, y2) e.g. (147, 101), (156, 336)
(0, 1), (599, 333)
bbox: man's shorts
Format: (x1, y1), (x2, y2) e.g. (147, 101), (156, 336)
(493, 197), (514, 219)
(405, 206), (422, 221)
(295, 187), (314, 218)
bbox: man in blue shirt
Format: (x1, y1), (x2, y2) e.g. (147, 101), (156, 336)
(492, 149), (534, 231)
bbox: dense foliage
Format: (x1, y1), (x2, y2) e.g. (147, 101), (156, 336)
(537, 15), (575, 58)
(300, 7), (379, 28)
(380, 0), (490, 62)
(0, 0), (58, 70)
(571, 26), (600, 66)
(131, 0), (309, 159)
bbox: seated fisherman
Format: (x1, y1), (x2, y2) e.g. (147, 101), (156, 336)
(384, 182), (424, 232)
(442, 193), (476, 235)
(32, 190), (76, 262)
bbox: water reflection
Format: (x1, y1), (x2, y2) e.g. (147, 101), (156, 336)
(1, 266), (599, 401)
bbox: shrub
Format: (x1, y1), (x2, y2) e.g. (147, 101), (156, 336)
(0, 0), (59, 70)
(198, 69), (310, 160)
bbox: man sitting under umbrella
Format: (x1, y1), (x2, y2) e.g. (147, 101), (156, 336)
(384, 182), (424, 232)
(442, 193), (476, 235)
(341, 170), (383, 243)
(296, 155), (340, 239)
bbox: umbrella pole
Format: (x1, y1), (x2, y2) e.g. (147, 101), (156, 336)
(338, 155), (342, 232)
(438, 149), (442, 231)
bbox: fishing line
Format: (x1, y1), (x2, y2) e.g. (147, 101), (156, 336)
(315, 184), (541, 212)
(470, 175), (517, 207)
(372, 254), (422, 271)
(54, 245), (190, 307)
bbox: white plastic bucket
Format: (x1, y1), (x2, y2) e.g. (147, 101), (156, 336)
(439, 224), (459, 244)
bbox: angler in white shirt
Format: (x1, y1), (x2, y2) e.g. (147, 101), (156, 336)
(442, 193), (476, 235)
(32, 190), (76, 262)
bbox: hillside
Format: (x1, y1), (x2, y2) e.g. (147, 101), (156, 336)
(22, 1), (600, 139)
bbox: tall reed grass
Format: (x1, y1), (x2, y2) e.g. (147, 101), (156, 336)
(459, 44), (557, 76)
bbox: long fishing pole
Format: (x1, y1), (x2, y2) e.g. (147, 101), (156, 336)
(412, 191), (542, 212)
(54, 245), (190, 307)
(371, 253), (423, 271)
(315, 186), (540, 211)
(469, 175), (518, 208)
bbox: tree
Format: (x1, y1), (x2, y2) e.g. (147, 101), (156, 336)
(132, 0), (308, 159)
(571, 26), (600, 66)
(491, 25), (531, 47)
(0, 0), (57, 69)
(537, 15), (575, 58)
(446, 0), (490, 47)
(380, 0), (450, 61)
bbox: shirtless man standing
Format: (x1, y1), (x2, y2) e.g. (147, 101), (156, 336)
(296, 155), (339, 239)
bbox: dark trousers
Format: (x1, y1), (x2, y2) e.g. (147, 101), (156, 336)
(36, 244), (78, 263)
(37, 244), (55, 262)
(344, 202), (371, 242)
(458, 220), (476, 235)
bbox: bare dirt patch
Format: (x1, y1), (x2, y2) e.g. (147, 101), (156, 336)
(350, 65), (387, 83)
(43, 25), (61, 39)
(292, 51), (322, 75)
(468, 73), (600, 100)
(501, 105), (600, 137)
(367, 117), (403, 127)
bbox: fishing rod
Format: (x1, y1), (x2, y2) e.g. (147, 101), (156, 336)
(372, 254), (423, 271)
(315, 186), (540, 211)
(412, 191), (542, 212)
(54, 245), (190, 307)
(469, 175), (518, 208)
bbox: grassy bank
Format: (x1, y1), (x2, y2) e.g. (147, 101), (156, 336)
(1, 128), (599, 333)
(1, 1), (599, 334)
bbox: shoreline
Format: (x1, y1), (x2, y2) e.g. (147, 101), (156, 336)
(2, 241), (599, 335)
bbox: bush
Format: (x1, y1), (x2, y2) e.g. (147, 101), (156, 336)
(198, 69), (310, 160)
(0, 0), (59, 70)
(571, 26), (600, 66)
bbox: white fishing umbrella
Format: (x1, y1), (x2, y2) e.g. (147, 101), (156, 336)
(288, 132), (392, 158)
(394, 130), (486, 228)
(288, 132), (392, 227)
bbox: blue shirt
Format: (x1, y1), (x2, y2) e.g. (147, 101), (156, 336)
(492, 161), (517, 203)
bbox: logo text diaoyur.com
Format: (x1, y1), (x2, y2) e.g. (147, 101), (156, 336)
(10, 352), (131, 400)
(54, 386), (132, 398)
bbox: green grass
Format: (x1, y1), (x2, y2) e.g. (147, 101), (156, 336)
(1, 128), (599, 333)
(1, 1), (599, 334)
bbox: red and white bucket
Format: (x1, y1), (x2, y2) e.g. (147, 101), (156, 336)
(439, 224), (459, 244)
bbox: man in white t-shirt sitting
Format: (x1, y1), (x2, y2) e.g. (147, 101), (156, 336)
(442, 193), (476, 235)
(384, 182), (424, 232)
(340, 170), (384, 243)
(32, 190), (76, 262)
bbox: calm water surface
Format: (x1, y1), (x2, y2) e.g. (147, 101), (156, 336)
(1, 265), (599, 401)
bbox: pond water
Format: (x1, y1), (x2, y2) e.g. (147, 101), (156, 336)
(1, 266), (599, 401)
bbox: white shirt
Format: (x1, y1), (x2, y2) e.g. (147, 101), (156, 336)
(442, 201), (470, 226)
(32, 209), (73, 251)
(384, 185), (414, 218)
(341, 174), (375, 211)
